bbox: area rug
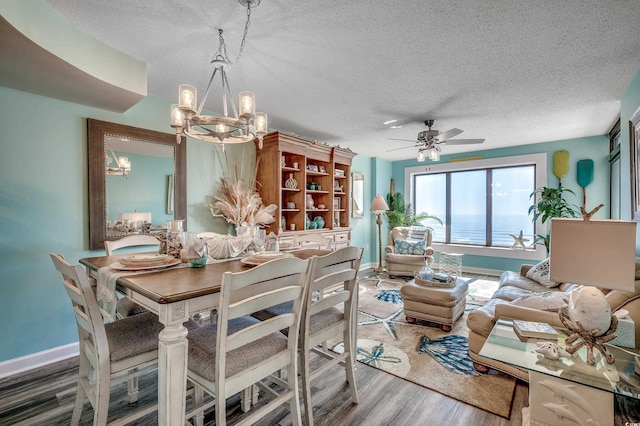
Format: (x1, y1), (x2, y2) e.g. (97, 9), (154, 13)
(329, 276), (516, 418)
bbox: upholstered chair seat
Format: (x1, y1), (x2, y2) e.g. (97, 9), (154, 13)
(385, 226), (435, 277)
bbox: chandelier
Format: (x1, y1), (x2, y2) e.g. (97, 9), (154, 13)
(170, 0), (267, 149)
(105, 144), (131, 178)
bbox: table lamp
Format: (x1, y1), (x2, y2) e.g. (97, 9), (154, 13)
(549, 217), (636, 365)
(370, 194), (390, 273)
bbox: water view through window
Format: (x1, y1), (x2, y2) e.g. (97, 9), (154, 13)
(414, 165), (535, 248)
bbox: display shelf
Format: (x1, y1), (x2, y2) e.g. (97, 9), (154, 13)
(255, 131), (355, 248)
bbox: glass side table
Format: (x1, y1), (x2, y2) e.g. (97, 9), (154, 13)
(480, 318), (639, 426)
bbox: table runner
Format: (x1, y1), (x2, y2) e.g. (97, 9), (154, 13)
(96, 255), (245, 321)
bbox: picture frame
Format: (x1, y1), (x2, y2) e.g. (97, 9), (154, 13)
(319, 165), (326, 173)
(630, 108), (640, 221)
(333, 197), (341, 210)
(308, 164), (318, 172)
(351, 172), (364, 218)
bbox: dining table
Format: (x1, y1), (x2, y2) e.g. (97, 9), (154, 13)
(79, 248), (330, 426)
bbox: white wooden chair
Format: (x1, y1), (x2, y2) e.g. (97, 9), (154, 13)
(300, 246), (363, 426)
(105, 235), (160, 319)
(49, 253), (162, 425)
(292, 233), (332, 250)
(185, 256), (314, 426)
(104, 234), (160, 255)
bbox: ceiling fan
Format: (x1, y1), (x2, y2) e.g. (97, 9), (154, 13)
(387, 120), (485, 161)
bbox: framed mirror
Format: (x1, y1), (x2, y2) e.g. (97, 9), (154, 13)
(352, 172), (364, 218)
(88, 119), (187, 250)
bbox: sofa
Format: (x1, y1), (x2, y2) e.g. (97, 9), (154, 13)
(467, 262), (640, 381)
(384, 226), (435, 277)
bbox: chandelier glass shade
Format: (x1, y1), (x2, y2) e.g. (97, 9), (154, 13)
(105, 146), (131, 178)
(170, 2), (267, 148)
(416, 144), (440, 162)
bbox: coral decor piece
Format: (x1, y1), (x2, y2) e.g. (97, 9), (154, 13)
(559, 309), (618, 365)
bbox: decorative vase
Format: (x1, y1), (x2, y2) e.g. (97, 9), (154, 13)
(313, 216), (325, 229)
(285, 173), (298, 189)
(305, 215), (311, 229)
(306, 194), (315, 209)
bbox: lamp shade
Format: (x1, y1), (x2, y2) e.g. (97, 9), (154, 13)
(549, 218), (636, 291)
(369, 194), (389, 213)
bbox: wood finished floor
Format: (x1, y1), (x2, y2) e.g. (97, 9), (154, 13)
(0, 355), (530, 426)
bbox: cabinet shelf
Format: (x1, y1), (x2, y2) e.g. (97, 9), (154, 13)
(307, 171), (329, 177)
(255, 131), (355, 241)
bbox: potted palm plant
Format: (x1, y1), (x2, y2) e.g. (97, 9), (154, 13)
(528, 186), (579, 253)
(385, 192), (442, 230)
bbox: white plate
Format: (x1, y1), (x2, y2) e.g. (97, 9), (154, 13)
(121, 254), (171, 264)
(241, 253), (293, 266)
(252, 251), (287, 260)
(111, 258), (181, 271)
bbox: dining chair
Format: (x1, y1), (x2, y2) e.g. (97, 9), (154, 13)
(105, 235), (160, 319)
(292, 233), (332, 250)
(50, 253), (163, 426)
(300, 246), (363, 426)
(185, 256), (315, 426)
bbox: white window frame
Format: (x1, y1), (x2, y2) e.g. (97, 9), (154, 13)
(404, 153), (547, 261)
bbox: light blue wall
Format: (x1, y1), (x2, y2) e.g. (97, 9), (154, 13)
(390, 135), (611, 272)
(0, 86), (235, 362)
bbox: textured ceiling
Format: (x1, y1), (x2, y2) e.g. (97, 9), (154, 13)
(44, 0), (640, 160)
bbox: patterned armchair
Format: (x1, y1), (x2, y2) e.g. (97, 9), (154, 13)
(384, 226), (435, 277)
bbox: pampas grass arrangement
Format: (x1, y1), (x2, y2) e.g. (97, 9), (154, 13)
(208, 145), (277, 228)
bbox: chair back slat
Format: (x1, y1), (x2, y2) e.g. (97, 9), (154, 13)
(311, 268), (357, 293)
(104, 235), (160, 255)
(229, 286), (302, 319)
(226, 314), (296, 352)
(309, 291), (350, 317)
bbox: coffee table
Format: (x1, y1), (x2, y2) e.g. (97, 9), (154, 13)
(480, 318), (640, 425)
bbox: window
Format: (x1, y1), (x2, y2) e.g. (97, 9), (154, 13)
(609, 119), (621, 219)
(406, 154), (547, 260)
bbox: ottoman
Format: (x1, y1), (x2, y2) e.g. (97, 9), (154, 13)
(401, 278), (469, 331)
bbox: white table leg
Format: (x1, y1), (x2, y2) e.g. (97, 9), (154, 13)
(158, 301), (189, 426)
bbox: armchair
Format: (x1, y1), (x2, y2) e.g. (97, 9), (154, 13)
(384, 226), (435, 277)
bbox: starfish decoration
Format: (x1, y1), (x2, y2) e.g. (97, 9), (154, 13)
(356, 343), (402, 368)
(358, 308), (405, 340)
(509, 230), (529, 249)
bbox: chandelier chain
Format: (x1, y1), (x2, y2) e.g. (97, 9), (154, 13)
(236, 1), (252, 64)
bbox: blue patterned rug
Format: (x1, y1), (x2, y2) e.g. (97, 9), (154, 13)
(329, 276), (516, 418)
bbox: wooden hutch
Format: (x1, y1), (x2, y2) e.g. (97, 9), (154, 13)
(255, 132), (356, 250)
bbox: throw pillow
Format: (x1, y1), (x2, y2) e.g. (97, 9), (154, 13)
(409, 226), (428, 240)
(394, 239), (425, 255)
(511, 291), (569, 312)
(525, 258), (558, 288)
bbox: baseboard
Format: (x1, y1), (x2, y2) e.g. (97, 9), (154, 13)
(462, 265), (501, 277)
(0, 342), (79, 379)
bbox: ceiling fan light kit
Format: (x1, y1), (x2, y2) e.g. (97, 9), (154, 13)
(387, 119), (484, 161)
(170, 0), (268, 149)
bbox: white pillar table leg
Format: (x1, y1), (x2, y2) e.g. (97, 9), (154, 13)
(158, 302), (189, 426)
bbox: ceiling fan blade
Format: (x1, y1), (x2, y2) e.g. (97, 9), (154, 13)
(442, 138), (485, 145)
(386, 144), (420, 152)
(438, 128), (463, 141)
(386, 138), (418, 143)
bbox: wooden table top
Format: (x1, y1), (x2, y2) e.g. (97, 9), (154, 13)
(79, 249), (330, 304)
